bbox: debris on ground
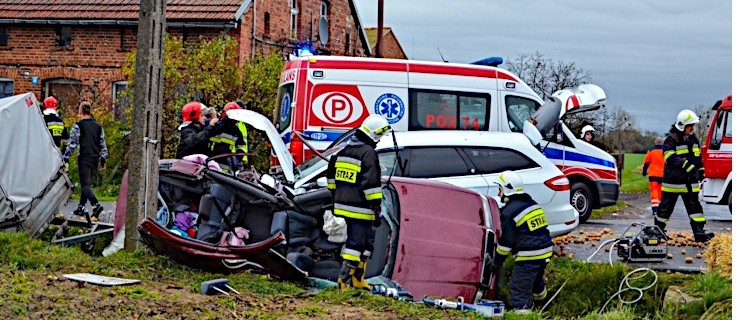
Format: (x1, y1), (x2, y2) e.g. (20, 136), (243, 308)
(685, 257), (694, 264)
(704, 234), (732, 279)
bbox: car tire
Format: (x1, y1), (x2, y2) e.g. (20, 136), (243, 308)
(571, 182), (593, 223)
(729, 191), (732, 214)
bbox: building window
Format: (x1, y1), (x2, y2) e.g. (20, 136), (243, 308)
(320, 1), (329, 21)
(345, 33), (350, 54)
(112, 81), (130, 122)
(0, 26), (7, 46)
(55, 26), (71, 47)
(264, 12), (271, 36)
(43, 78), (82, 115)
(0, 78), (13, 98)
(290, 0), (299, 39)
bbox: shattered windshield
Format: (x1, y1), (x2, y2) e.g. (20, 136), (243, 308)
(293, 143), (346, 180)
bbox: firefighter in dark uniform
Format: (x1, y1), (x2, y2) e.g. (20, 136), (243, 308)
(327, 115), (391, 290)
(42, 96), (70, 150)
(176, 101), (219, 159)
(656, 110), (714, 242)
(209, 101), (249, 171)
(491, 171), (553, 314)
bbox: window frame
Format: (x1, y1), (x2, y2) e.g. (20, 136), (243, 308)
(460, 146), (540, 175)
(290, 0), (299, 39)
(406, 147), (474, 178)
(112, 81), (130, 121)
(408, 88), (491, 131)
(320, 1), (329, 21)
(263, 12), (271, 36)
(0, 25), (7, 46)
(504, 94), (540, 133)
(0, 77), (13, 99)
(55, 26), (72, 47)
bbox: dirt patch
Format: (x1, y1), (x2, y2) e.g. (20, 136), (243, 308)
(1, 269), (389, 320)
(604, 193), (650, 220)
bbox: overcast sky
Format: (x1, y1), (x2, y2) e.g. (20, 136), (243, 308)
(355, 0), (731, 133)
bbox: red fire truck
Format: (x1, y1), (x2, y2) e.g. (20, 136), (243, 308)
(700, 95), (732, 212)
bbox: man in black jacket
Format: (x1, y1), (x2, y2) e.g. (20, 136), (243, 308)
(491, 171), (552, 314)
(327, 115), (390, 290)
(656, 110), (713, 242)
(209, 101), (249, 170)
(62, 101), (108, 220)
(176, 101), (219, 159)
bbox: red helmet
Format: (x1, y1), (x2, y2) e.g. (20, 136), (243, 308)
(221, 102), (241, 119)
(43, 96), (58, 109)
(181, 101), (203, 122)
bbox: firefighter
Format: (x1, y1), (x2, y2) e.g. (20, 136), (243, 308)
(209, 101), (249, 170)
(490, 171), (552, 313)
(642, 136), (665, 213)
(327, 115), (390, 290)
(176, 102), (219, 159)
(656, 110), (714, 242)
(62, 101), (108, 221)
(580, 125), (595, 142)
(42, 96), (70, 150)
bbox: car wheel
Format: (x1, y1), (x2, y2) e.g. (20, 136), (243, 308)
(571, 182), (593, 223)
(729, 191), (732, 214)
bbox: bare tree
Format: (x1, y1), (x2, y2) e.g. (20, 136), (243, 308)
(505, 51), (592, 99)
(692, 104), (712, 142)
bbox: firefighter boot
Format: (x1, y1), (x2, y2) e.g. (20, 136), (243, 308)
(691, 223), (715, 243)
(653, 216), (667, 233)
(337, 261), (356, 290)
(351, 259), (373, 290)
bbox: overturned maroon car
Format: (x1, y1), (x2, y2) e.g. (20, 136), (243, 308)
(109, 110), (502, 302)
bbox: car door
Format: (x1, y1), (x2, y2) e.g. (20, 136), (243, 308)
(460, 147), (552, 204)
(404, 147), (489, 195)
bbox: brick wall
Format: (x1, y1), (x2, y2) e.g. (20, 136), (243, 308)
(245, 0), (368, 59)
(0, 25), (230, 103)
(377, 31), (407, 60)
(0, 1), (369, 105)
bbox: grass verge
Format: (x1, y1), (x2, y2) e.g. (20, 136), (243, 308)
(0, 232), (730, 319)
(620, 154), (648, 193)
(591, 201), (629, 219)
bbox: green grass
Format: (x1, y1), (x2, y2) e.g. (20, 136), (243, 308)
(620, 153), (649, 193)
(591, 201), (629, 219)
(0, 232), (731, 319)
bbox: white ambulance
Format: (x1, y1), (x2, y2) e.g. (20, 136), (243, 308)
(275, 56), (619, 222)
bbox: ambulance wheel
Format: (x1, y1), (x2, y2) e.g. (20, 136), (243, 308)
(571, 183), (593, 223)
(728, 191), (732, 214)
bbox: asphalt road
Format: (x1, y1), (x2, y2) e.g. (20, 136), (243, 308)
(565, 196), (731, 273)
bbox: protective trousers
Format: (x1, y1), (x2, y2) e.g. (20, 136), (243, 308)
(78, 157), (100, 206)
(510, 259), (548, 310)
(655, 191), (706, 235)
(341, 218), (375, 265)
(648, 181), (662, 213)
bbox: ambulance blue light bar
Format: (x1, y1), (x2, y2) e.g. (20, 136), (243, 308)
(470, 56), (504, 67)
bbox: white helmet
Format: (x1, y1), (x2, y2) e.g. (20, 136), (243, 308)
(674, 110), (699, 131)
(580, 125), (595, 139)
(493, 171), (525, 197)
(359, 115), (391, 143)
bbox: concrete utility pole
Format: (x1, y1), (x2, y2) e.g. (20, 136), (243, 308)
(375, 0), (384, 58)
(125, 0), (166, 251)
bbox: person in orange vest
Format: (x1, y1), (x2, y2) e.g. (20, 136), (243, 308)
(642, 136), (665, 213)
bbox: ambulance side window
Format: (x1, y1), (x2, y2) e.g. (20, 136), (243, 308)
(505, 96), (539, 133)
(409, 89), (490, 131)
(277, 83), (294, 132)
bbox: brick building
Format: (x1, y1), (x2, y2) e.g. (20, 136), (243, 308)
(364, 27), (407, 60)
(0, 0), (370, 112)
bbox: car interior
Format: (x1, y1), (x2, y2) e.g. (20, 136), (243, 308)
(153, 161), (400, 281)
